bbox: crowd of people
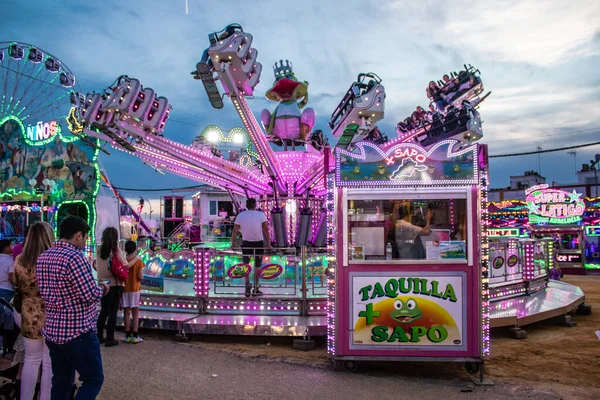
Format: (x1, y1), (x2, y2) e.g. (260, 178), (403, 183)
(396, 104), (444, 135)
(426, 70), (480, 112)
(0, 217), (146, 399)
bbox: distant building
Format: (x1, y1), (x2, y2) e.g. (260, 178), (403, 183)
(509, 170), (546, 190)
(490, 167), (599, 202)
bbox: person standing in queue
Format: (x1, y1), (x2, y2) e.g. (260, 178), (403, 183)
(0, 239), (15, 302)
(36, 216), (110, 400)
(394, 204), (433, 259)
(230, 198), (271, 297)
(96, 227), (138, 347)
(13, 222), (55, 400)
(12, 225), (30, 260)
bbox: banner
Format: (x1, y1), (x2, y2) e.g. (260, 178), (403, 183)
(350, 272), (466, 350)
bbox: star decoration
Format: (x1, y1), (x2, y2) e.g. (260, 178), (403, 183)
(569, 190), (582, 203)
(527, 202), (540, 214)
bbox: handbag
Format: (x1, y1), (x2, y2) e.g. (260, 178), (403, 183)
(109, 251), (128, 283)
(12, 291), (22, 314)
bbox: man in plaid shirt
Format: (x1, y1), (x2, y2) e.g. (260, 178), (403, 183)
(37, 216), (109, 400)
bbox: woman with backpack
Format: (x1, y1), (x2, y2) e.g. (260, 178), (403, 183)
(96, 227), (139, 347)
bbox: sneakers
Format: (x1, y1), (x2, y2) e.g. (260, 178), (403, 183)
(245, 282), (252, 297)
(105, 339), (119, 347)
(122, 335), (143, 344)
(252, 290), (263, 297)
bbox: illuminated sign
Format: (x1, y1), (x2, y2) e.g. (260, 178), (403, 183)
(585, 226), (600, 237)
(26, 120), (58, 142)
(525, 184), (585, 225)
(555, 252), (581, 264)
(336, 140), (477, 187)
(385, 148), (427, 165)
(257, 264), (283, 280)
(488, 228), (520, 237)
(350, 273), (466, 350)
(226, 263), (252, 279)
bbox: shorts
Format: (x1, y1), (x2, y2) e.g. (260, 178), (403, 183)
(241, 240), (264, 267)
(121, 291), (141, 308)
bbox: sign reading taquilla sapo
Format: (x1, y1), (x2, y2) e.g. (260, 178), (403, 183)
(351, 273), (465, 349)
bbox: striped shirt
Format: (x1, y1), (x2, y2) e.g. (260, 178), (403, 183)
(37, 241), (103, 344)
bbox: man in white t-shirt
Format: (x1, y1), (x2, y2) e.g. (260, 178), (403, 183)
(230, 198), (271, 297)
(0, 239), (15, 302)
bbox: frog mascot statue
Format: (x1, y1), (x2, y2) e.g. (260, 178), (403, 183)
(260, 60), (316, 151)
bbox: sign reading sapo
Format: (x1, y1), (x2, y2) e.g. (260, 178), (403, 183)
(351, 273), (465, 349)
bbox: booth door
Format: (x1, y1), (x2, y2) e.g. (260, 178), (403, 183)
(56, 202), (89, 231)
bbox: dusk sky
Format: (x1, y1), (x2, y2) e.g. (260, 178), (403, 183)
(4, 0), (600, 195)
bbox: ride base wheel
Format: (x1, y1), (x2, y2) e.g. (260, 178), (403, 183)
(464, 362), (480, 375)
(343, 361), (358, 372)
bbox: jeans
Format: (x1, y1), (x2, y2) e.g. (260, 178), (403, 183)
(46, 331), (103, 400)
(97, 286), (123, 340)
(0, 288), (14, 302)
(22, 337), (53, 400)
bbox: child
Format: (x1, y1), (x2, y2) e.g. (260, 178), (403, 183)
(122, 240), (144, 343)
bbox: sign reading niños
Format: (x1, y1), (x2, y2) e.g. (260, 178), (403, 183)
(351, 274), (465, 350)
(26, 120), (58, 142)
(525, 184), (585, 225)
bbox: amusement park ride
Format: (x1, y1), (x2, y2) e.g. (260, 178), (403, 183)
(0, 25), (589, 373)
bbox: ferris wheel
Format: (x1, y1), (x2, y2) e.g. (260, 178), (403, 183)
(0, 41), (82, 140)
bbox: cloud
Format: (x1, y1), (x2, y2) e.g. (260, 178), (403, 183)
(383, 0), (600, 67)
(2, 0), (600, 190)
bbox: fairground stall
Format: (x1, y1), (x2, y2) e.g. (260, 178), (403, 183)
(328, 139), (490, 374)
(485, 192), (592, 334)
(489, 191), (600, 273)
(0, 41), (101, 243)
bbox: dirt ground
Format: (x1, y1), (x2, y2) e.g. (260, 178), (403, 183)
(1, 276), (598, 399)
(181, 275), (600, 400)
(486, 275), (600, 399)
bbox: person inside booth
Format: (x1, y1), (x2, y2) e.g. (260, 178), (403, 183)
(347, 198), (465, 261)
(392, 203), (433, 259)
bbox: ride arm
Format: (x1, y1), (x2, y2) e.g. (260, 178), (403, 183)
(235, 94), (285, 193)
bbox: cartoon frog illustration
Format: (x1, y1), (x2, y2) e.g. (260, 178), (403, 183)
(391, 298), (422, 324)
(369, 164), (388, 180)
(231, 264), (246, 278)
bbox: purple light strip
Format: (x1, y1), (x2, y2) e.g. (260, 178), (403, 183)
(135, 139), (269, 191)
(134, 144), (269, 195)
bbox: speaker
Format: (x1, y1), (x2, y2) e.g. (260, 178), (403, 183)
(164, 198), (173, 218)
(175, 198), (184, 218)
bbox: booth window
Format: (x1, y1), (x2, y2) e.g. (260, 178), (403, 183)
(347, 198), (467, 262)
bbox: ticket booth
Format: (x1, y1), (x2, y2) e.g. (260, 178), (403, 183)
(328, 139), (488, 376)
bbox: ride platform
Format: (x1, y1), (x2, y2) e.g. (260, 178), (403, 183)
(489, 280), (585, 328)
(118, 281), (585, 337)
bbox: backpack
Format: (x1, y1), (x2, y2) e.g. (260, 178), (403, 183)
(109, 252), (128, 282)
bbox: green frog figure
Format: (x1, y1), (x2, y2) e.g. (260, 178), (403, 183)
(390, 298), (422, 324)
